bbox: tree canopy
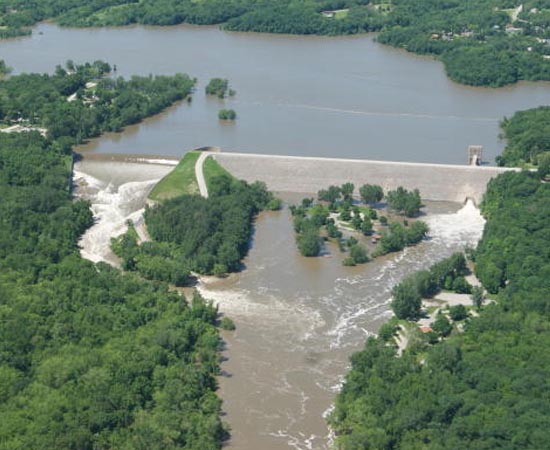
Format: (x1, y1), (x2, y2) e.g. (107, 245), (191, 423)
(0, 64), (228, 449)
(331, 171), (550, 449)
(497, 106), (550, 167)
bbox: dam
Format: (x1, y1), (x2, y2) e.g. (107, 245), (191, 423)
(210, 152), (515, 204)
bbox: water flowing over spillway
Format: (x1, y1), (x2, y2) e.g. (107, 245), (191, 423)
(74, 160), (486, 450)
(73, 160), (173, 264)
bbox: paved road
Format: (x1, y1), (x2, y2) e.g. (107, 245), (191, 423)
(195, 151), (209, 198)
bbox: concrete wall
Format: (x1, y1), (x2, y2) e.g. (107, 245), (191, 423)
(212, 152), (515, 204)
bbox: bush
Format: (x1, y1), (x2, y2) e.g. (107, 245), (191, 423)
(297, 228), (322, 257)
(449, 305), (468, 321)
(206, 78), (229, 98)
(452, 276), (472, 294)
(391, 278), (422, 320)
(219, 316), (236, 330)
(218, 109), (237, 120)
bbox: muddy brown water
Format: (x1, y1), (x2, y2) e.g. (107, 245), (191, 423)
(73, 160), (485, 449)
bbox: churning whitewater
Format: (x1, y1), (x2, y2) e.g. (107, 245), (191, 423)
(73, 161), (485, 450)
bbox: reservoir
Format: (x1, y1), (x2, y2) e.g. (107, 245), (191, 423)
(1, 22), (549, 164)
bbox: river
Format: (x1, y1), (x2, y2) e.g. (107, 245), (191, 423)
(73, 158), (485, 450)
(1, 22), (549, 164)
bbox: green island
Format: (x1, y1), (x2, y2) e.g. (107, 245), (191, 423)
(290, 182), (428, 264)
(1, 1), (549, 86)
(205, 78), (235, 99)
(330, 169), (550, 448)
(0, 65), (230, 448)
(0, 60), (195, 144)
(113, 153), (281, 282)
(218, 109), (237, 121)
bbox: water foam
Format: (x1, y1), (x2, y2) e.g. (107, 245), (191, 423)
(74, 170), (161, 264)
(425, 199), (485, 247)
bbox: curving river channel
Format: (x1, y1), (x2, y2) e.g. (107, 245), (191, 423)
(73, 158), (485, 450)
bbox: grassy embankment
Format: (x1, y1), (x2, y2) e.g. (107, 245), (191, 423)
(148, 151), (200, 201)
(203, 154), (234, 191)
(148, 151), (234, 202)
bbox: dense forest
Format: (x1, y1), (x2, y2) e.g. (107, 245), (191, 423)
(1, 0), (549, 86)
(112, 174), (280, 281)
(0, 65), (228, 448)
(497, 106), (550, 169)
(0, 60), (195, 144)
(330, 170), (550, 449)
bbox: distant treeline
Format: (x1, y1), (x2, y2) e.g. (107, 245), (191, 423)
(1, 0), (549, 86)
(0, 129), (227, 448)
(330, 170), (550, 449)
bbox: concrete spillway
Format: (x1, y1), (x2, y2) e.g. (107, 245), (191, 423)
(212, 152), (515, 204)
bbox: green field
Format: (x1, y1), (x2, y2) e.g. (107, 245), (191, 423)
(148, 151), (200, 201)
(203, 155), (235, 191)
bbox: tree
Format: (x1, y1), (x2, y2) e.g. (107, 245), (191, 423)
(341, 182), (355, 200)
(537, 152), (550, 180)
(218, 109), (237, 120)
(349, 244), (369, 264)
(387, 187), (422, 217)
(471, 286), (485, 310)
(297, 228), (322, 257)
(449, 304), (468, 321)
(206, 78), (229, 98)
(318, 185), (341, 203)
(452, 276), (472, 294)
(359, 184), (384, 204)
(432, 313), (452, 337)
(391, 278), (422, 320)
(361, 217), (373, 235)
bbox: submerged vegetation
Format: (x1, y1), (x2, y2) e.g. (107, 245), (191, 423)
(0, 63), (229, 448)
(218, 109), (237, 121)
(331, 170), (550, 449)
(291, 182), (428, 263)
(205, 78), (235, 99)
(1, 1), (549, 86)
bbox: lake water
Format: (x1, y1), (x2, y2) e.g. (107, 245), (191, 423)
(2, 22), (549, 164)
